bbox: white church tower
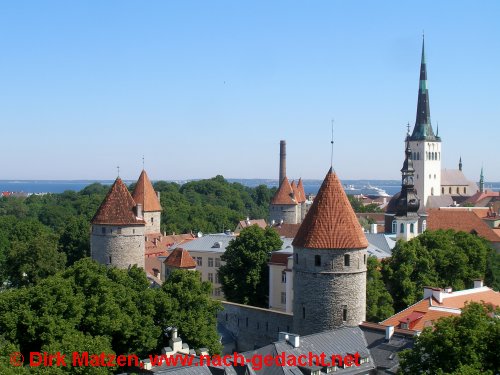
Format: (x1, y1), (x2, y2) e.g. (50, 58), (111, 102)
(408, 37), (441, 209)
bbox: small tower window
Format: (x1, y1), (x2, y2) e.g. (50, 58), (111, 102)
(295, 253), (299, 265)
(302, 307), (306, 319)
(117, 227), (122, 234)
(410, 223), (415, 233)
(108, 256), (112, 264)
(344, 254), (350, 267)
(392, 220), (397, 234)
(464, 187), (466, 194)
(151, 217), (154, 224)
(101, 227), (106, 234)
(315, 255), (321, 267)
(342, 305), (348, 322)
(442, 187), (444, 194)
(400, 223), (405, 233)
(364, 254), (367, 264)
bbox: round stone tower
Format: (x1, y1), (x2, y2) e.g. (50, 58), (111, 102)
(293, 168), (368, 335)
(91, 177), (146, 269)
(132, 170), (162, 234)
(269, 176), (300, 225)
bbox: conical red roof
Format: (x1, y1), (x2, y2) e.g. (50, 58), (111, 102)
(132, 170), (162, 212)
(164, 248), (196, 269)
(92, 178), (146, 225)
(292, 168), (368, 249)
(271, 177), (297, 205)
(297, 178), (306, 203)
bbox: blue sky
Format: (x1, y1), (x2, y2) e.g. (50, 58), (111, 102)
(1, 1), (498, 181)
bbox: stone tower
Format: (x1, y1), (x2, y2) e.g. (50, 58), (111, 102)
(269, 176), (300, 224)
(394, 134), (421, 241)
(91, 177), (146, 269)
(132, 170), (162, 234)
(292, 168), (368, 335)
(408, 36), (442, 208)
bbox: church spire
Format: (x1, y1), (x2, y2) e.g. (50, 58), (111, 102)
(479, 167), (484, 193)
(410, 36), (439, 142)
(459, 156), (462, 171)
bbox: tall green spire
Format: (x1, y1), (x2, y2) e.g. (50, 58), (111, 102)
(410, 35), (440, 142)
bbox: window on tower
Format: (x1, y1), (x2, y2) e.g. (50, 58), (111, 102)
(315, 255), (321, 267)
(295, 253), (299, 265)
(342, 305), (348, 322)
(400, 223), (405, 233)
(410, 223), (415, 233)
(392, 220), (397, 234)
(344, 254), (350, 267)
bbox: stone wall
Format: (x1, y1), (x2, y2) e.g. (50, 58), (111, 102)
(269, 204), (299, 225)
(91, 224), (145, 269)
(143, 211), (161, 234)
(218, 301), (293, 352)
(293, 247), (367, 335)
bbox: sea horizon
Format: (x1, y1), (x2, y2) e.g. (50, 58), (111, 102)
(1, 179), (498, 196)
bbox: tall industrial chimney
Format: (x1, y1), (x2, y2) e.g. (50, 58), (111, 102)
(279, 140), (286, 186)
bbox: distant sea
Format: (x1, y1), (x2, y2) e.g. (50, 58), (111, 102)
(1, 179), (498, 197)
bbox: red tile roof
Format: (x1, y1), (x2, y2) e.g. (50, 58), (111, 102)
(427, 208), (500, 243)
(297, 178), (306, 203)
(271, 223), (301, 238)
(91, 178), (146, 226)
(132, 170), (162, 212)
(382, 286), (500, 332)
(293, 168), (368, 249)
(271, 177), (297, 205)
(269, 252), (292, 266)
(236, 219), (267, 232)
(464, 190), (500, 205)
(145, 233), (195, 256)
(164, 248), (197, 269)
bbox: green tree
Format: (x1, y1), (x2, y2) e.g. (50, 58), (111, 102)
(399, 302), (500, 374)
(366, 256), (394, 322)
(58, 216), (90, 266)
(158, 269), (222, 354)
(382, 230), (492, 311)
(219, 225), (283, 307)
(5, 219), (66, 287)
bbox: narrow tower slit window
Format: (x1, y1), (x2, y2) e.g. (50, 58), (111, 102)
(315, 255), (321, 267)
(342, 305), (347, 322)
(344, 254), (350, 267)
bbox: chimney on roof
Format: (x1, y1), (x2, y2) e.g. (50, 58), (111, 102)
(279, 140), (286, 187)
(278, 332), (300, 348)
(136, 203), (143, 219)
(423, 286), (444, 303)
(473, 279), (484, 288)
(370, 223), (378, 234)
(385, 325), (394, 340)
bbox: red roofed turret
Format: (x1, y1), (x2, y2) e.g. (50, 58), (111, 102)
(132, 170), (162, 212)
(293, 168), (368, 249)
(91, 178), (145, 226)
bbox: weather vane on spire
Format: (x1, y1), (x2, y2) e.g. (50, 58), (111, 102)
(330, 119), (334, 169)
(117, 166), (120, 177)
(407, 122), (411, 135)
(142, 155), (145, 170)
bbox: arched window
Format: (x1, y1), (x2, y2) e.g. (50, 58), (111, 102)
(417, 152), (420, 160)
(400, 223), (404, 233)
(464, 187), (466, 194)
(410, 223), (414, 233)
(456, 187), (459, 194)
(431, 187), (434, 195)
(442, 187), (445, 194)
(449, 187), (452, 194)
(344, 254), (350, 267)
(392, 220), (397, 234)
